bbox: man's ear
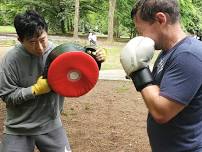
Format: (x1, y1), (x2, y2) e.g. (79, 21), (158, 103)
(17, 37), (23, 43)
(155, 12), (167, 24)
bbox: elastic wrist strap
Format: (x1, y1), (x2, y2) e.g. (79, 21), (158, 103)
(130, 67), (153, 91)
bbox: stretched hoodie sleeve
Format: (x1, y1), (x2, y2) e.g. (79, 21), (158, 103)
(0, 56), (35, 106)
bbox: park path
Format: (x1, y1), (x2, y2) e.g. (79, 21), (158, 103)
(99, 69), (128, 80)
(0, 34), (129, 81)
(0, 34), (155, 81)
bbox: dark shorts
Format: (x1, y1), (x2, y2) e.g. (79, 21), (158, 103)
(0, 127), (71, 152)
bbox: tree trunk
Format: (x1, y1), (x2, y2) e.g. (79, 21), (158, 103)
(61, 19), (66, 34)
(73, 0), (80, 39)
(107, 0), (116, 42)
(68, 17), (74, 32)
(114, 16), (119, 38)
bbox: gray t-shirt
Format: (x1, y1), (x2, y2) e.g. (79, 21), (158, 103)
(0, 42), (64, 135)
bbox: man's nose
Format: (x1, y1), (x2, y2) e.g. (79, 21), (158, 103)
(36, 42), (43, 52)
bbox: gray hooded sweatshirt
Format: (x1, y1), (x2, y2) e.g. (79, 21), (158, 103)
(0, 42), (64, 135)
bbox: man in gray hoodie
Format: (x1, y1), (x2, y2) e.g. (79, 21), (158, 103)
(0, 10), (105, 152)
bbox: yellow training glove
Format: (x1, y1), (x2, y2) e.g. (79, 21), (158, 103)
(95, 47), (108, 62)
(32, 76), (51, 95)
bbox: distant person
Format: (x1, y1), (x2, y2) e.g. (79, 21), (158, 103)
(88, 31), (92, 42)
(0, 10), (106, 152)
(88, 31), (97, 46)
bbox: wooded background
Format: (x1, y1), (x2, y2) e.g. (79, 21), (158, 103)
(0, 0), (202, 41)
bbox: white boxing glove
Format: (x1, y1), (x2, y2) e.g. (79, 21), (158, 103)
(120, 36), (155, 91)
(120, 36), (155, 75)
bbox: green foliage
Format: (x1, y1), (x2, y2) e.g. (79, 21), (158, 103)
(191, 0), (202, 35)
(16, 0), (75, 33)
(116, 0), (135, 38)
(80, 0), (108, 33)
(1, 0), (202, 37)
(179, 0), (202, 35)
(0, 1), (26, 25)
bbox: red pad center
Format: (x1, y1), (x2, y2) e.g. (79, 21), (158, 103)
(47, 51), (99, 97)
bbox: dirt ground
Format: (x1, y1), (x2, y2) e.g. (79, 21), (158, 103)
(63, 80), (151, 152)
(0, 46), (151, 152)
(0, 80), (151, 152)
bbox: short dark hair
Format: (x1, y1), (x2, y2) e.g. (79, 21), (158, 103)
(131, 0), (180, 24)
(14, 10), (48, 40)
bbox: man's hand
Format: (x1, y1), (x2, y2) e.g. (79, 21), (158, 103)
(85, 45), (107, 69)
(120, 36), (155, 91)
(32, 76), (51, 95)
(95, 47), (107, 63)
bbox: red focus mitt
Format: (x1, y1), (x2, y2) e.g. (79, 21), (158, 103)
(46, 43), (99, 97)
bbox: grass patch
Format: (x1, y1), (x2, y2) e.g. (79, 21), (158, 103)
(101, 47), (123, 70)
(115, 83), (130, 93)
(0, 40), (16, 46)
(62, 108), (77, 117)
(84, 103), (92, 111)
(0, 30), (160, 70)
(101, 46), (160, 70)
(0, 26), (15, 33)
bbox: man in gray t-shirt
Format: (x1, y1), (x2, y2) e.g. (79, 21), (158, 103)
(0, 10), (105, 152)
